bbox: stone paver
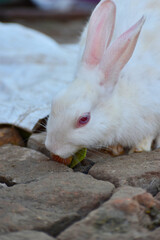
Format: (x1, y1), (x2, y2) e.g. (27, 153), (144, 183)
(0, 170), (114, 236)
(89, 150), (160, 195)
(58, 186), (160, 240)
(0, 144), (71, 185)
(0, 230), (55, 240)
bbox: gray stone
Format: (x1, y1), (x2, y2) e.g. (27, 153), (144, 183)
(0, 144), (71, 185)
(0, 172), (114, 236)
(86, 149), (112, 163)
(155, 192), (160, 201)
(89, 149), (160, 195)
(58, 186), (160, 240)
(27, 132), (50, 157)
(0, 230), (55, 240)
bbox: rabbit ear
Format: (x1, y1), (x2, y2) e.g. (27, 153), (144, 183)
(100, 17), (145, 89)
(82, 0), (116, 67)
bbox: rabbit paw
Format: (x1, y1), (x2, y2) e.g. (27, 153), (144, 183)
(106, 144), (124, 156)
(130, 136), (154, 153)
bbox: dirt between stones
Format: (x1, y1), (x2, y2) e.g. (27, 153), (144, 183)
(0, 129), (160, 240)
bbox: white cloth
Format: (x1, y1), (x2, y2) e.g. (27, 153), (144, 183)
(0, 23), (78, 131)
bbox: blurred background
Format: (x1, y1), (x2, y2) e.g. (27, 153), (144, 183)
(0, 0), (100, 43)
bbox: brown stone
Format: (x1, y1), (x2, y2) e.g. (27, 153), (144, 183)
(133, 192), (160, 209)
(0, 127), (24, 147)
(110, 198), (140, 215)
(109, 186), (145, 215)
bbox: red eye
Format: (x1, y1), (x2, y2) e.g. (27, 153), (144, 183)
(76, 112), (90, 128)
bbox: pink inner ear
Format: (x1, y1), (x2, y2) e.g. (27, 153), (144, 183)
(88, 13), (110, 66)
(100, 16), (145, 86)
(82, 0), (116, 67)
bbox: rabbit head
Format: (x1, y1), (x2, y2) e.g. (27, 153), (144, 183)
(45, 0), (145, 158)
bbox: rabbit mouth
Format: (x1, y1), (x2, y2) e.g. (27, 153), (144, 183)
(50, 148), (87, 168)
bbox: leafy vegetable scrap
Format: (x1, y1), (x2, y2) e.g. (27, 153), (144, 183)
(51, 148), (87, 168)
(69, 148), (87, 168)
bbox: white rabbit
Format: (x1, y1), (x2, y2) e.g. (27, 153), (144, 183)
(45, 0), (160, 158)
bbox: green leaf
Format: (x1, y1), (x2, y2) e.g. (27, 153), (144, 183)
(69, 148), (87, 168)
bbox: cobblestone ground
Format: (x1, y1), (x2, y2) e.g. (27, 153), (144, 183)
(0, 127), (160, 240)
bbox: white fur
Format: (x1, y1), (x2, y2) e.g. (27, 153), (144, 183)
(45, 0), (160, 158)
